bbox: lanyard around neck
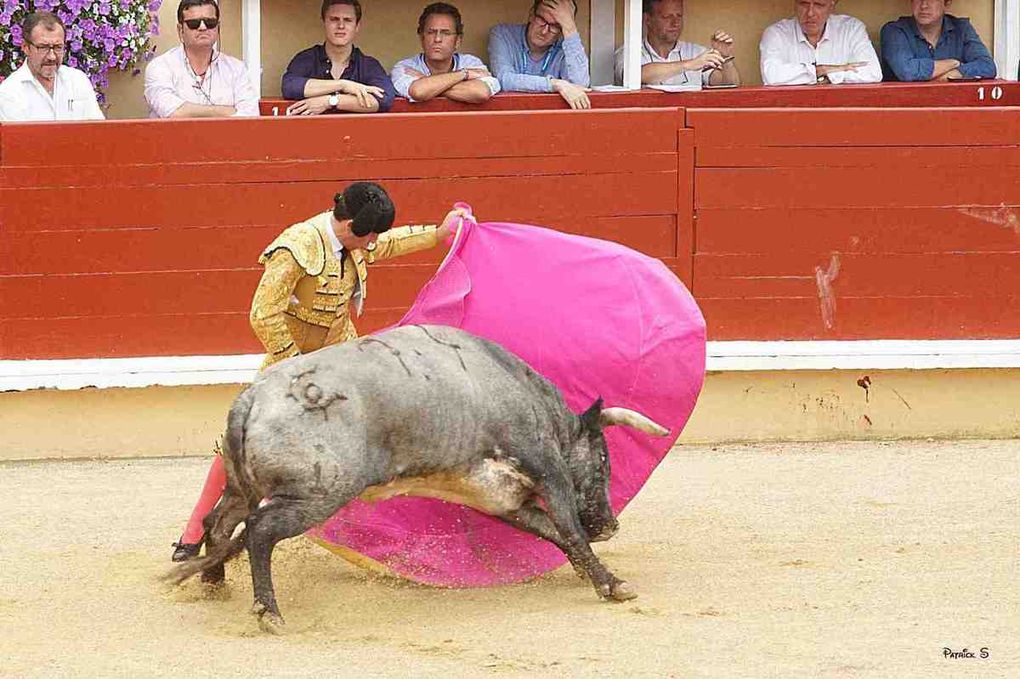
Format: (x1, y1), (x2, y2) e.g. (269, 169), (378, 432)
(519, 32), (559, 75)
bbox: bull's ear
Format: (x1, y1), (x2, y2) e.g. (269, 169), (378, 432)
(579, 397), (604, 432)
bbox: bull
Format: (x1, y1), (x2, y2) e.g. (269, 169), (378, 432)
(168, 325), (669, 632)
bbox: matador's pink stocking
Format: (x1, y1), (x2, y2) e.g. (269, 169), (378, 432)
(181, 455), (226, 544)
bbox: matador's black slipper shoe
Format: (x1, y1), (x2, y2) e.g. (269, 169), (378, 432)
(171, 536), (203, 562)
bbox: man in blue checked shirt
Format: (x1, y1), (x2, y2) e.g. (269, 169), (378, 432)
(391, 3), (500, 104)
(880, 0), (996, 81)
(489, 0), (591, 109)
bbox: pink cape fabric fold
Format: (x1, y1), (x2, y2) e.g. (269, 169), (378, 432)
(308, 207), (706, 587)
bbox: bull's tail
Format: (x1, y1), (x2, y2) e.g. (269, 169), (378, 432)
(162, 527), (249, 585)
(163, 385), (260, 586)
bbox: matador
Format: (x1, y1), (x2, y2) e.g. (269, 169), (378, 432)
(172, 182), (465, 561)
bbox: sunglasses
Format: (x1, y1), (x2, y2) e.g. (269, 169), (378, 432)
(183, 17), (219, 29)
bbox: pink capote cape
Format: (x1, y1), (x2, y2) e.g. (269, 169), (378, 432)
(308, 206), (706, 587)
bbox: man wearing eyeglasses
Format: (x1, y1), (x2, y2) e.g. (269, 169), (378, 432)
(0, 11), (104, 122)
(391, 3), (500, 104)
(143, 0), (258, 118)
(489, 0), (591, 110)
(281, 0), (396, 115)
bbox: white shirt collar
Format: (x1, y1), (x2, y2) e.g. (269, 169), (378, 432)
(12, 62), (56, 91)
(795, 19), (830, 46)
(643, 35), (680, 61)
(323, 215), (345, 259)
(13, 63), (37, 84)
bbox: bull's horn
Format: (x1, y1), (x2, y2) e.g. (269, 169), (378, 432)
(599, 408), (670, 436)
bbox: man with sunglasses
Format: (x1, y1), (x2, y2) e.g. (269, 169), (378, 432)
(391, 3), (500, 104)
(0, 11), (104, 121)
(281, 0), (395, 115)
(489, 0), (591, 110)
(144, 0), (258, 118)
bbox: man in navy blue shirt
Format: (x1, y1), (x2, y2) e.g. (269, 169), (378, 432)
(282, 0), (396, 115)
(880, 0), (995, 81)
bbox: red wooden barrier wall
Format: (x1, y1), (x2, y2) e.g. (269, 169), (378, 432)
(689, 107), (1020, 340)
(2, 95), (1018, 361)
(0, 109), (689, 359)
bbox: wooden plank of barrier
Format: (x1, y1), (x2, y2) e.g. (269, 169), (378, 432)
(687, 108), (1020, 147)
(0, 152), (678, 190)
(697, 207), (1020, 254)
(0, 265), (440, 320)
(0, 108), (680, 167)
(698, 295), (1020, 341)
(1, 172), (679, 231)
(693, 252), (1020, 298)
(0, 214), (677, 276)
(697, 145), (1020, 169)
(0, 307), (410, 360)
(694, 166), (1020, 209)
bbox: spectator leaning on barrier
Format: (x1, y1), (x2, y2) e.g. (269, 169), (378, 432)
(760, 0), (881, 86)
(391, 3), (500, 104)
(0, 11), (104, 122)
(614, 0), (740, 89)
(281, 0), (395, 115)
(880, 0), (995, 81)
(489, 0), (591, 109)
(144, 0), (258, 118)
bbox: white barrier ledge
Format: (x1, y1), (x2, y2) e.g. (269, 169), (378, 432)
(2, 340), (1019, 392)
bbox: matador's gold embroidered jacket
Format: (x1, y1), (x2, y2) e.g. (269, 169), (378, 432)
(249, 211), (438, 368)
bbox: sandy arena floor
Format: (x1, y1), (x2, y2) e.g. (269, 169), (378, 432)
(1, 440), (1017, 678)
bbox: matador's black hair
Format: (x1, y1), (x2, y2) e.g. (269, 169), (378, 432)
(333, 182), (396, 237)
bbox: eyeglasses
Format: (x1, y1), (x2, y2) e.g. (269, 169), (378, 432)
(183, 17), (219, 30)
(423, 28), (458, 40)
(27, 41), (66, 55)
(531, 14), (562, 35)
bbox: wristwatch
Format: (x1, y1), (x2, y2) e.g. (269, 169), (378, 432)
(816, 74), (830, 84)
(328, 93), (340, 108)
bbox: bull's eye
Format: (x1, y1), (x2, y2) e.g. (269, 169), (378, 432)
(305, 384), (323, 402)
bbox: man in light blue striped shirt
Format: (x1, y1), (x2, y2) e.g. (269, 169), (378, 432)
(391, 3), (500, 103)
(488, 0), (591, 109)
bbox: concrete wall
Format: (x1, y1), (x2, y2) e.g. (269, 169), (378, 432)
(3, 369), (1017, 461)
(100, 0), (996, 117)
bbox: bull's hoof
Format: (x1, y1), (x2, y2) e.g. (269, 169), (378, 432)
(598, 580), (638, 602)
(251, 602), (286, 634)
(257, 611), (286, 635)
(610, 580), (638, 601)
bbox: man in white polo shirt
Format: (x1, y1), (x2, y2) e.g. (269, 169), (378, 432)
(760, 0), (881, 86)
(144, 0), (258, 118)
(0, 11), (104, 122)
(614, 0), (740, 89)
